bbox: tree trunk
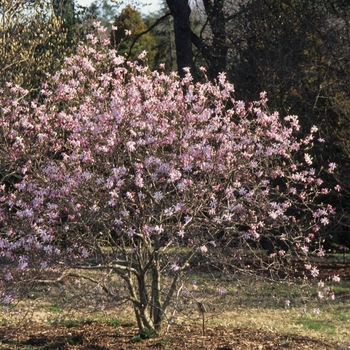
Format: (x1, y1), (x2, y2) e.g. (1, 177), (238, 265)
(151, 252), (163, 332)
(202, 0), (228, 80)
(166, 0), (194, 77)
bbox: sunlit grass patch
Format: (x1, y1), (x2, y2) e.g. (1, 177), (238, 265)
(173, 271), (350, 344)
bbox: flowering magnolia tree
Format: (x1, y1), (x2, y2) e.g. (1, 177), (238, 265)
(0, 23), (340, 333)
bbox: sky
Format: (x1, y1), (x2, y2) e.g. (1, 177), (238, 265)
(76, 0), (162, 15)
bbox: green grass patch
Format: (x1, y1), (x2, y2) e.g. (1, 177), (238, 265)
(49, 304), (61, 313)
(296, 315), (337, 336)
(325, 253), (350, 263)
(104, 317), (121, 327)
(66, 335), (83, 345)
(336, 312), (349, 322)
(138, 327), (155, 339)
(154, 337), (175, 348)
(130, 335), (143, 343)
(331, 281), (350, 293)
(62, 319), (80, 328)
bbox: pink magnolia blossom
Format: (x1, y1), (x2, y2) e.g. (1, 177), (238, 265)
(310, 267), (320, 277)
(304, 154), (313, 165)
(278, 250), (286, 256)
(199, 245), (208, 253)
(332, 274), (340, 282)
(328, 163), (337, 172)
(312, 308), (320, 315)
(301, 246), (309, 254)
(218, 287), (226, 295)
(170, 264), (180, 271)
(317, 249), (325, 257)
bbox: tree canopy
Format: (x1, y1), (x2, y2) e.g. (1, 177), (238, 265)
(0, 24), (339, 333)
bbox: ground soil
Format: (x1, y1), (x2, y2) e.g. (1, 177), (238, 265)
(0, 261), (349, 350)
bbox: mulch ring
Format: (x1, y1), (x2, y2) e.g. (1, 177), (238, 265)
(0, 322), (341, 349)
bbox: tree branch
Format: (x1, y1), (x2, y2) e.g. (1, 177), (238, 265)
(190, 30), (211, 61)
(161, 250), (195, 312)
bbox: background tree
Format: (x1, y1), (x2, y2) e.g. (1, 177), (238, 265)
(110, 5), (157, 67)
(0, 0), (74, 94)
(165, 0), (194, 76)
(144, 7), (177, 72)
(197, 0), (228, 79)
(53, 0), (78, 47)
(227, 0), (350, 248)
(80, 0), (122, 32)
(162, 0), (350, 248)
(0, 0), (83, 196)
(0, 0), (89, 96)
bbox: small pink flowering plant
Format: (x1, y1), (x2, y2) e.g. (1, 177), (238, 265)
(0, 24), (339, 333)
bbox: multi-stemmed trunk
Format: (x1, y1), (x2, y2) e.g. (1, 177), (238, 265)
(119, 244), (194, 335)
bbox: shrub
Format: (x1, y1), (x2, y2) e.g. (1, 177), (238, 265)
(0, 22), (339, 334)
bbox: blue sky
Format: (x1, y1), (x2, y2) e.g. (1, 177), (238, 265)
(76, 0), (162, 15)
